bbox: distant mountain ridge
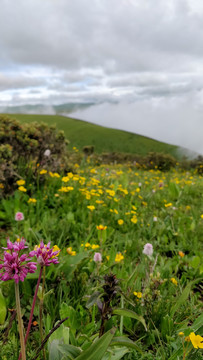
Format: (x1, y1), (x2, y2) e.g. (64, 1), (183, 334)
(0, 102), (94, 115)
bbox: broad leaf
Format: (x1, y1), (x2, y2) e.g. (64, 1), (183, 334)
(113, 308), (147, 331)
(74, 328), (116, 360)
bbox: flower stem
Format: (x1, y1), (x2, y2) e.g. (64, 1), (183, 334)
(15, 282), (26, 360)
(39, 266), (46, 359)
(18, 266), (43, 360)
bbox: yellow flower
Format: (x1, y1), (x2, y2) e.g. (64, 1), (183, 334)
(97, 225), (107, 230)
(92, 244), (100, 249)
(165, 203), (172, 208)
(0, 183), (4, 189)
(39, 169), (47, 175)
(115, 253), (124, 262)
(62, 176), (70, 182)
(170, 278), (178, 286)
(189, 332), (203, 349)
(118, 219), (124, 225)
(16, 179), (25, 186)
(67, 247), (76, 256)
(28, 198), (37, 204)
(178, 332), (184, 337)
(52, 245), (60, 256)
(87, 205), (95, 211)
(201, 214), (203, 219)
(133, 291), (142, 298)
(131, 216), (138, 224)
(178, 251), (185, 258)
(106, 255), (110, 261)
(18, 186), (27, 192)
(85, 242), (91, 248)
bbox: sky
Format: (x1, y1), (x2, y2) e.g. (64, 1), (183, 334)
(1, 0), (203, 154)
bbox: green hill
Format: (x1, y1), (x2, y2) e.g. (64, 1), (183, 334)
(5, 113), (180, 158)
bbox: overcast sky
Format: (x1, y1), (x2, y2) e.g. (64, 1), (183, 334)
(1, 0), (203, 154)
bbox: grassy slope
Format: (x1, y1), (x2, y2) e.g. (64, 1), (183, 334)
(6, 113), (179, 157)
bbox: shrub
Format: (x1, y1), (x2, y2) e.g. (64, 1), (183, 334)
(146, 152), (176, 171)
(0, 115), (69, 194)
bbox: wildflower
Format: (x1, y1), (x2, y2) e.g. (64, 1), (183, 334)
(189, 332), (203, 349)
(0, 183), (4, 189)
(85, 243), (91, 248)
(153, 216), (158, 222)
(131, 216), (138, 224)
(32, 321), (38, 326)
(28, 198), (37, 204)
(143, 243), (153, 256)
(201, 214), (203, 219)
(178, 251), (185, 258)
(29, 241), (60, 266)
(44, 149), (51, 157)
(39, 169), (47, 175)
(15, 212), (24, 221)
(115, 253), (124, 262)
(87, 205), (95, 211)
(170, 277), (178, 286)
(52, 245), (60, 256)
(178, 332), (184, 337)
(92, 244), (100, 249)
(62, 176), (70, 182)
(94, 252), (102, 262)
(165, 203), (172, 208)
(97, 225), (107, 230)
(106, 255), (110, 261)
(18, 186), (27, 192)
(118, 219), (124, 225)
(0, 239), (36, 283)
(66, 247), (76, 256)
(134, 291), (142, 298)
(16, 179), (25, 186)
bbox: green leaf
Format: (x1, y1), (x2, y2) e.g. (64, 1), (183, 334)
(58, 344), (82, 359)
(86, 291), (101, 309)
(102, 347), (129, 360)
(110, 337), (143, 354)
(113, 308), (147, 331)
(59, 303), (80, 334)
(0, 289), (7, 325)
(190, 256), (200, 269)
(170, 282), (192, 317)
(74, 328), (116, 360)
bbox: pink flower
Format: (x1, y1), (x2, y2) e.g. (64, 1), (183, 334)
(0, 239), (37, 283)
(143, 243), (153, 257)
(15, 212), (24, 221)
(29, 241), (60, 267)
(94, 252), (102, 262)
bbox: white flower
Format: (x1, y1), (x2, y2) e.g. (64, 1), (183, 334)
(94, 252), (102, 262)
(153, 216), (157, 222)
(44, 149), (51, 157)
(143, 243), (153, 256)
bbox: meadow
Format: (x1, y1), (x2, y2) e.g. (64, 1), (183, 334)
(0, 154), (203, 359)
(6, 113), (180, 157)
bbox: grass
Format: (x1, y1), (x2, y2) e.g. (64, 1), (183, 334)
(0, 160), (202, 359)
(5, 113), (180, 158)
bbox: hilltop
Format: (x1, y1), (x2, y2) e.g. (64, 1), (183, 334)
(5, 113), (185, 158)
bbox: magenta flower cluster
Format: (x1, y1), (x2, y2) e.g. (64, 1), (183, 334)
(0, 239), (37, 283)
(29, 241), (60, 267)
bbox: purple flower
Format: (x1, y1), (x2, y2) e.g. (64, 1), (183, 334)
(15, 212), (24, 221)
(143, 243), (153, 257)
(0, 240), (37, 283)
(94, 252), (102, 262)
(29, 241), (60, 267)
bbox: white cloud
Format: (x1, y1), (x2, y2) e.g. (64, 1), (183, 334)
(0, 0), (203, 152)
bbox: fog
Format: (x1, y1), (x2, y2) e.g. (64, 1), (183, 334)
(71, 98), (203, 156)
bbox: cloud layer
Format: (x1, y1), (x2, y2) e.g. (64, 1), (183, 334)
(0, 0), (203, 152)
